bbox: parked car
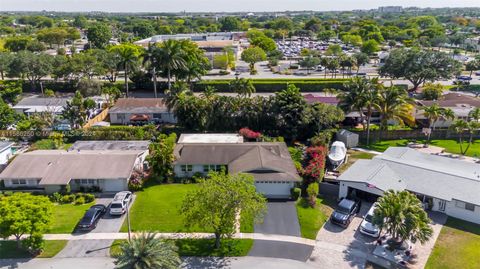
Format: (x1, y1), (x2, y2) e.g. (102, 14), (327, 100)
(109, 191), (132, 216)
(330, 198), (361, 227)
(359, 203), (381, 237)
(77, 204), (107, 231)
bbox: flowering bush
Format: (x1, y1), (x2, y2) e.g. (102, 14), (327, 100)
(302, 146), (327, 184)
(239, 127), (261, 140)
(128, 169), (148, 191)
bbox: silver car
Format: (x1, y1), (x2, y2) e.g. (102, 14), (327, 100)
(359, 203), (381, 238)
(109, 191), (132, 216)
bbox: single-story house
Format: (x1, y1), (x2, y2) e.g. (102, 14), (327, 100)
(338, 147), (480, 224)
(109, 98), (176, 125)
(0, 150), (145, 193)
(0, 141), (14, 166)
(69, 140), (150, 164)
(13, 97), (70, 116)
(174, 141), (301, 198)
(416, 93), (480, 128)
(177, 133), (244, 144)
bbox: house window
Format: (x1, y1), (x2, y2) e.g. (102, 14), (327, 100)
(12, 179), (26, 185)
(203, 165), (223, 172)
(153, 113), (162, 119)
(81, 179), (88, 184)
(456, 200), (476, 211)
(181, 165), (193, 172)
(88, 179), (96, 184)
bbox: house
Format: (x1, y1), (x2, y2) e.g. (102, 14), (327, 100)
(0, 141), (14, 166)
(69, 140), (150, 164)
(174, 139), (301, 198)
(303, 94), (339, 106)
(109, 98), (176, 125)
(0, 150), (145, 193)
(13, 97), (70, 116)
(416, 93), (480, 128)
(338, 147), (480, 224)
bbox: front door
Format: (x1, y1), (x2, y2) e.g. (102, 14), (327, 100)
(438, 199), (446, 212)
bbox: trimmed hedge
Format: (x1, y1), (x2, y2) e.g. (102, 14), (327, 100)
(194, 79), (349, 92)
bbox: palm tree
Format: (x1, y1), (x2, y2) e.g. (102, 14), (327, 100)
(450, 119), (479, 155)
(375, 85), (415, 131)
(114, 232), (181, 269)
(469, 107), (480, 122)
(373, 190), (433, 247)
(109, 44), (142, 98)
(164, 81), (191, 111)
(143, 45), (160, 98)
(156, 40), (187, 90)
(423, 104), (454, 146)
(229, 78), (256, 98)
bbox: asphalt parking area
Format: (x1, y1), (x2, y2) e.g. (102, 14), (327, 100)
(308, 202), (376, 269)
(249, 201), (313, 262)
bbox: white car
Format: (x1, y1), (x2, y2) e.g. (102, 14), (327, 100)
(109, 191), (132, 216)
(359, 203), (381, 238)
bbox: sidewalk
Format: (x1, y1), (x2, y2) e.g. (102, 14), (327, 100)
(6, 232), (316, 246)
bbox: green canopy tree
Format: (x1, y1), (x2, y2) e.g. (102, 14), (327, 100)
(229, 78), (256, 98)
(299, 56), (320, 74)
(375, 86), (415, 131)
(87, 23), (112, 49)
(0, 51), (13, 80)
(109, 43), (142, 97)
(0, 99), (17, 129)
(148, 133), (177, 182)
(274, 84), (308, 141)
(241, 47), (267, 75)
(181, 172), (267, 249)
(8, 51), (53, 90)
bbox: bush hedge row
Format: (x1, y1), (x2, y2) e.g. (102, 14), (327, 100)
(194, 79), (349, 92)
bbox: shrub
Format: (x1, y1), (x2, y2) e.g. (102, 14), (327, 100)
(60, 194), (75, 204)
(193, 79), (348, 92)
(291, 187), (301, 201)
(74, 196), (86, 205)
(239, 127), (261, 140)
(50, 192), (62, 203)
(22, 233), (44, 255)
(306, 182), (319, 207)
(302, 146), (327, 184)
(128, 178), (143, 191)
(310, 130), (335, 146)
(83, 193), (95, 203)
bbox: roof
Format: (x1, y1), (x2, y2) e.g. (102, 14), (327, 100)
(109, 98), (169, 114)
(69, 141), (150, 151)
(0, 150), (142, 185)
(174, 142), (301, 182)
(418, 93), (480, 108)
(303, 94), (339, 105)
(0, 141), (13, 152)
(14, 97), (69, 108)
(338, 147), (480, 205)
(178, 134), (244, 144)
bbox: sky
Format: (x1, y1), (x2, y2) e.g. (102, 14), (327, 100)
(0, 0), (479, 12)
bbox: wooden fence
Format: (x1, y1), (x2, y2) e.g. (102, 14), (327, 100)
(83, 108), (109, 129)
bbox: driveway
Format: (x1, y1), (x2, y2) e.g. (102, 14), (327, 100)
(249, 201), (313, 262)
(55, 195), (135, 258)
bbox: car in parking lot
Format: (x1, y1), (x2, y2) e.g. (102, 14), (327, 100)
(330, 198), (361, 228)
(359, 203), (381, 238)
(109, 191), (132, 216)
(77, 204), (107, 231)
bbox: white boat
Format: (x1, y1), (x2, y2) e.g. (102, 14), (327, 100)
(328, 141), (347, 169)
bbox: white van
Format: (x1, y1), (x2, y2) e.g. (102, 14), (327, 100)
(109, 191), (132, 216)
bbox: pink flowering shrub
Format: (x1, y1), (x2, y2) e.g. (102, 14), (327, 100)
(239, 127), (261, 140)
(302, 146), (327, 184)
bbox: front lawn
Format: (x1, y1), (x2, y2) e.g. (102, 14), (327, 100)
(0, 240), (67, 259)
(121, 183), (205, 232)
(425, 217), (480, 269)
(296, 197), (334, 239)
(364, 139), (480, 157)
(110, 238), (253, 257)
(49, 202), (94, 233)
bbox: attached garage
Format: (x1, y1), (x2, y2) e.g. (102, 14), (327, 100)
(102, 179), (128, 192)
(339, 181), (383, 203)
(255, 181), (295, 199)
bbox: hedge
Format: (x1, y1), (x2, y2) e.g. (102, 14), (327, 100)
(194, 79), (349, 92)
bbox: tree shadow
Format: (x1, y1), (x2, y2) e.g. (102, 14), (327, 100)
(0, 258), (33, 269)
(181, 256), (231, 269)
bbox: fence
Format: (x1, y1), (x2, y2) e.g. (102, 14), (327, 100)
(83, 108), (109, 129)
(352, 129), (480, 143)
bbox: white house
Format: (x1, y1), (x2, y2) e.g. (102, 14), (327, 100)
(13, 97), (70, 116)
(338, 147), (480, 224)
(109, 98), (176, 125)
(0, 141), (14, 166)
(0, 150), (145, 193)
(68, 140), (150, 165)
(173, 137), (301, 198)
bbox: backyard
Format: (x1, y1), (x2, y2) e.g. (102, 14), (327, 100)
(48, 202), (94, 233)
(337, 150), (376, 174)
(296, 197), (334, 239)
(364, 139), (480, 157)
(0, 240), (67, 258)
(426, 217), (480, 269)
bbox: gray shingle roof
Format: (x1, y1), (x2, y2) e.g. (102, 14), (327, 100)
(0, 141), (13, 152)
(338, 147), (480, 205)
(109, 98), (169, 114)
(14, 97), (70, 107)
(69, 141), (150, 151)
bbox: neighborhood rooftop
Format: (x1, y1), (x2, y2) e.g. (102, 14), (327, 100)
(338, 147), (480, 205)
(418, 92), (480, 108)
(109, 98), (169, 114)
(177, 133), (244, 144)
(0, 150), (143, 185)
(0, 141), (13, 152)
(69, 140), (151, 151)
(14, 97), (70, 107)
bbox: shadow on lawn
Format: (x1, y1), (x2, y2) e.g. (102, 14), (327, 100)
(444, 217), (480, 236)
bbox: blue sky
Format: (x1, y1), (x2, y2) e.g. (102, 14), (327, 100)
(1, 0), (479, 12)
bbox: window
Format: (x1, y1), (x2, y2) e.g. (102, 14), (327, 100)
(11, 179), (26, 185)
(455, 200), (466, 209)
(88, 179), (96, 184)
(203, 165), (223, 172)
(117, 114), (125, 121)
(456, 200), (476, 211)
(153, 113), (163, 119)
(181, 165), (193, 172)
(465, 203), (476, 212)
(81, 179), (88, 184)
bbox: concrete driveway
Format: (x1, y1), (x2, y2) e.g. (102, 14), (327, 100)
(249, 201), (314, 262)
(55, 196), (135, 258)
(308, 202), (376, 269)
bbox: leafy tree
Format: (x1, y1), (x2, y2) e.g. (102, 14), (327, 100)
(109, 43), (142, 97)
(360, 39), (380, 55)
(379, 48), (461, 92)
(0, 80), (22, 104)
(229, 78), (256, 98)
(250, 36), (277, 53)
(274, 84), (308, 141)
(37, 27), (69, 48)
(0, 51), (13, 80)
(465, 59), (480, 78)
(132, 21), (156, 39)
(241, 47), (267, 74)
(373, 190), (433, 246)
(8, 51), (53, 90)
(172, 40), (210, 87)
(306, 182), (319, 207)
(306, 102), (345, 134)
(0, 193), (53, 249)
(317, 30), (336, 42)
(220, 17), (242, 31)
(341, 34), (363, 47)
(0, 99), (16, 129)
(4, 36), (32, 52)
(61, 91), (96, 128)
(423, 104), (454, 145)
(87, 23), (112, 49)
(375, 86), (415, 131)
(102, 85), (122, 106)
(352, 52), (369, 73)
(148, 133), (177, 182)
(421, 83), (444, 100)
(181, 172), (267, 248)
(114, 232), (181, 269)
(325, 44), (343, 56)
(299, 56), (320, 74)
(73, 15), (88, 28)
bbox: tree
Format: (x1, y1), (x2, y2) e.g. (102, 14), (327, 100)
(181, 172), (267, 248)
(229, 78), (256, 98)
(423, 104), (454, 146)
(0, 99), (17, 129)
(109, 44), (142, 97)
(87, 23), (112, 49)
(306, 182), (319, 207)
(148, 133), (177, 182)
(0, 193), (53, 250)
(0, 80), (22, 104)
(450, 119), (479, 155)
(61, 91), (95, 128)
(220, 17), (242, 31)
(341, 34), (363, 47)
(37, 27), (69, 48)
(102, 85), (122, 106)
(8, 51), (53, 90)
(306, 102), (345, 135)
(375, 86), (415, 131)
(352, 52), (369, 74)
(250, 36), (277, 53)
(373, 190), (433, 246)
(360, 39), (380, 55)
(241, 47), (267, 75)
(379, 48), (461, 92)
(325, 44), (343, 56)
(421, 83), (444, 100)
(114, 232), (181, 269)
(465, 60), (480, 78)
(3, 36), (32, 52)
(299, 56), (320, 74)
(155, 40), (187, 90)
(73, 15), (88, 28)
(0, 52), (13, 80)
(274, 84), (308, 141)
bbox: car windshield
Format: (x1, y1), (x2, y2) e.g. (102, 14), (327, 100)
(365, 214), (373, 222)
(337, 205), (351, 214)
(111, 203), (122, 208)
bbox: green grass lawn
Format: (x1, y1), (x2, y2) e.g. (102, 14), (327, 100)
(425, 217), (480, 269)
(121, 183), (206, 232)
(110, 238), (253, 257)
(49, 202), (94, 233)
(296, 197), (334, 239)
(0, 240), (67, 259)
(337, 150), (376, 174)
(364, 139), (480, 157)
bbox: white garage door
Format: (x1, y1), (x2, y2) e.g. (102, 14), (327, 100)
(103, 179), (127, 192)
(255, 181), (293, 199)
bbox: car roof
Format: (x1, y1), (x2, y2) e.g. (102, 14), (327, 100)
(339, 198), (355, 209)
(113, 191), (131, 202)
(366, 203), (377, 216)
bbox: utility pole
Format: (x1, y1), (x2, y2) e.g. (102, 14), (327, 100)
(126, 201), (132, 242)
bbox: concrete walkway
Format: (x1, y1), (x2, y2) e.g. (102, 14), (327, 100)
(7, 232), (316, 246)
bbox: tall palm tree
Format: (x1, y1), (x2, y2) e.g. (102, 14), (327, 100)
(375, 85), (415, 131)
(164, 81), (191, 111)
(143, 45), (160, 98)
(469, 107), (480, 122)
(450, 119), (479, 155)
(114, 232), (181, 269)
(229, 78), (256, 98)
(423, 104), (454, 145)
(109, 44), (142, 98)
(156, 40), (187, 90)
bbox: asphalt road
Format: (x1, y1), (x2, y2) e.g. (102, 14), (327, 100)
(248, 201), (313, 262)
